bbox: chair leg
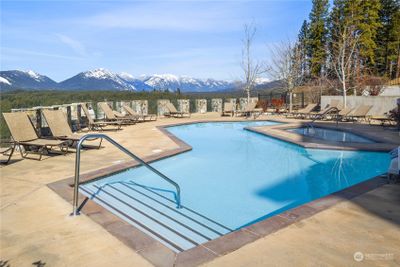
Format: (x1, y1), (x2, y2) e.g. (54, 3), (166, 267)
(7, 145), (15, 163)
(17, 144), (55, 161)
(369, 119), (374, 126)
(62, 144), (69, 154)
(97, 138), (103, 149)
(0, 144), (15, 164)
(19, 144), (28, 159)
(38, 147), (45, 161)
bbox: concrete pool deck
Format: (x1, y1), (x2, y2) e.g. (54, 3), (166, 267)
(1, 113), (399, 266)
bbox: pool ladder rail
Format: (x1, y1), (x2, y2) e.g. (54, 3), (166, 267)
(71, 134), (182, 216)
(305, 122), (316, 135)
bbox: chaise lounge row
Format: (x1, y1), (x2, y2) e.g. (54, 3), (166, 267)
(1, 100), (199, 163)
(221, 102), (263, 118)
(1, 102), (161, 163)
(286, 101), (376, 123)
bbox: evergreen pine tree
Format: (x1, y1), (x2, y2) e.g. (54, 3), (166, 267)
(376, 0), (400, 78)
(296, 0), (399, 82)
(345, 0), (382, 70)
(394, 8), (400, 78)
(297, 20), (310, 80)
(308, 0), (329, 78)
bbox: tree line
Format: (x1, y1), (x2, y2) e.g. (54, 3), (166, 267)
(297, 0), (399, 84)
(263, 0), (399, 110)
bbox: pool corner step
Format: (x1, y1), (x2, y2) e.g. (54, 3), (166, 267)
(80, 182), (231, 252)
(122, 181), (233, 234)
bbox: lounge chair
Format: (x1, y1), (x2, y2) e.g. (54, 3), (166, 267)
(164, 102), (190, 118)
(222, 102), (235, 117)
(309, 107), (339, 120)
(42, 109), (102, 149)
(113, 110), (140, 122)
(289, 103), (318, 119)
(98, 102), (137, 124)
(333, 107), (354, 121)
(3, 112), (69, 160)
(327, 99), (341, 109)
(80, 104), (122, 131)
(369, 109), (397, 126)
(122, 105), (157, 122)
(237, 102), (263, 118)
(309, 100), (342, 120)
(369, 114), (395, 126)
(344, 105), (373, 122)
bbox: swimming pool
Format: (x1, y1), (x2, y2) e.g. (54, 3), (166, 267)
(81, 121), (389, 252)
(288, 127), (375, 143)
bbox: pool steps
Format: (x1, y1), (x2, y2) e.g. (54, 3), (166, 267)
(80, 182), (232, 252)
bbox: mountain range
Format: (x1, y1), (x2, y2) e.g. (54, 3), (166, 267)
(0, 68), (272, 92)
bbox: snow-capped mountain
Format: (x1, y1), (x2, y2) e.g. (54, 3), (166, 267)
(255, 77), (271, 84)
(1, 68), (273, 92)
(118, 72), (135, 82)
(0, 77), (11, 86)
(59, 68), (136, 91)
(0, 70), (58, 90)
(128, 74), (235, 92)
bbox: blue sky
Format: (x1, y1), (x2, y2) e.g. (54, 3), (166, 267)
(1, 0), (311, 81)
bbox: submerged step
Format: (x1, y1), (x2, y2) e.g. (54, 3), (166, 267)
(80, 186), (195, 251)
(80, 181), (231, 252)
(119, 181), (232, 234)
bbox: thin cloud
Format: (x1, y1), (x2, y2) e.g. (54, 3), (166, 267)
(1, 0), (309, 80)
(1, 47), (84, 60)
(56, 34), (87, 56)
(77, 2), (245, 32)
(138, 45), (239, 60)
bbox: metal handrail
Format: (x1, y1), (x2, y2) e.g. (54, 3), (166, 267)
(311, 107), (339, 123)
(306, 122), (315, 135)
(71, 134), (181, 216)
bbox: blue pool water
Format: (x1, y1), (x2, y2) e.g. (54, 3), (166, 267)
(84, 121), (388, 231)
(289, 127), (375, 143)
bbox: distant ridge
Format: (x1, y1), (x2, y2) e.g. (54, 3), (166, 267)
(0, 70), (58, 91)
(0, 68), (273, 92)
(59, 69), (136, 91)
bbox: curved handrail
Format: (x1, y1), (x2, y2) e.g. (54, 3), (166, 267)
(311, 107), (339, 123)
(71, 134), (181, 216)
(306, 122), (315, 135)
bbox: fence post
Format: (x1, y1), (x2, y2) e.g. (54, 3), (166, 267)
(76, 104), (82, 132)
(35, 109), (42, 137)
(66, 106), (72, 129)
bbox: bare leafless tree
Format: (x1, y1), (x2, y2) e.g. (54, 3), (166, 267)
(331, 23), (361, 108)
(268, 40), (303, 112)
(241, 23), (266, 102)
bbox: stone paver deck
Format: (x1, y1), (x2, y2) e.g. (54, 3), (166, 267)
(205, 183), (400, 267)
(1, 113), (399, 266)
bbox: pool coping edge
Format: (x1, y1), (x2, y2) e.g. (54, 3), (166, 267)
(47, 119), (391, 267)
